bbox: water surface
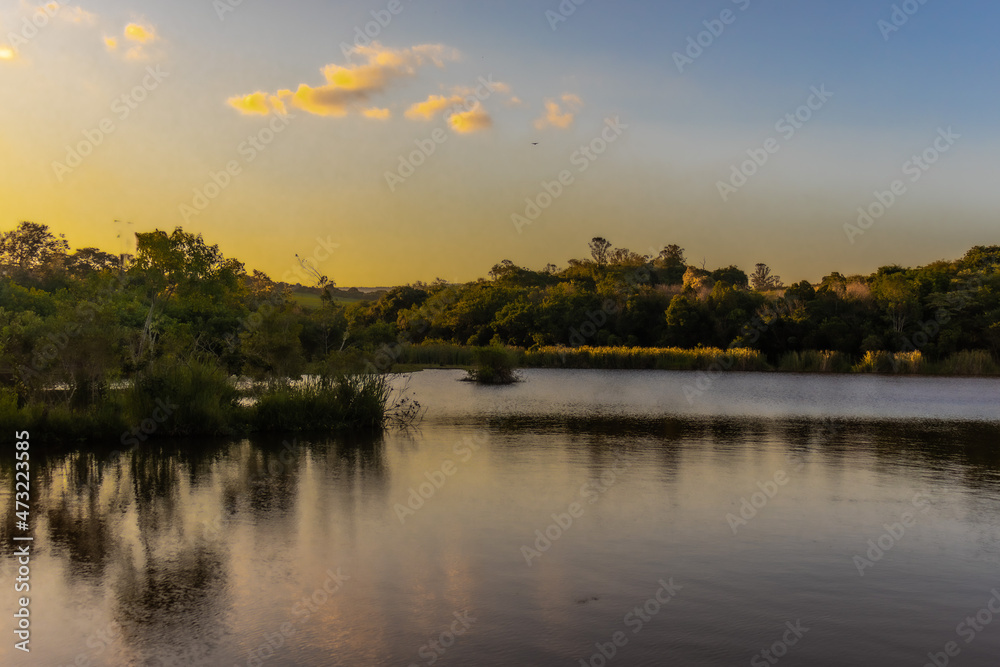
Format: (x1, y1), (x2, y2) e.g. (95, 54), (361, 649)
(2, 370), (999, 666)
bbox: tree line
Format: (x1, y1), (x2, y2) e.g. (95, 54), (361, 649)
(1, 223), (998, 402)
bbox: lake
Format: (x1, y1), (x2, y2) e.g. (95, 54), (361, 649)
(2, 369), (1000, 666)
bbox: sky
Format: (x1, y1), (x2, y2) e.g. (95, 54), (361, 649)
(1, 0), (998, 286)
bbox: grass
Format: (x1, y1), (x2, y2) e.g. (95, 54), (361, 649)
(0, 357), (419, 443)
(390, 343), (999, 377)
(248, 374), (396, 431)
(523, 345), (771, 371)
(778, 350), (852, 373)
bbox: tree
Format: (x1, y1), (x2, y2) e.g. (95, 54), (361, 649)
(67, 247), (120, 277)
(711, 265), (749, 289)
(0, 222), (68, 275)
(655, 244), (687, 284)
(658, 244), (686, 266)
(589, 237), (612, 266)
(871, 272), (919, 334)
(751, 263), (782, 291)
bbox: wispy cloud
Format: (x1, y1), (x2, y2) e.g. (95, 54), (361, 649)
(534, 93), (583, 130)
(228, 42), (460, 118)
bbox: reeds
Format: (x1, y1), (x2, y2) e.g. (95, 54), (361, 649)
(522, 345), (771, 371)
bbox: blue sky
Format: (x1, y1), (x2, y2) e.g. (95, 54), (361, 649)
(1, 0), (997, 284)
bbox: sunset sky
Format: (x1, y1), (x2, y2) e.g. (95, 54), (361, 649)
(1, 0), (998, 286)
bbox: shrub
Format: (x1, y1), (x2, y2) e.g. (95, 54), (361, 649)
(466, 346), (520, 384)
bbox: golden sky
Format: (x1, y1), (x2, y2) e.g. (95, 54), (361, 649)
(1, 1), (997, 285)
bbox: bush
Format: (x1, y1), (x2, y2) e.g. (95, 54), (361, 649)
(126, 357), (239, 436)
(852, 351), (896, 373)
(466, 346), (520, 384)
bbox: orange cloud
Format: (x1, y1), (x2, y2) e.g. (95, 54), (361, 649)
(534, 93), (583, 130)
(405, 94), (464, 121)
(101, 20), (160, 60)
(124, 22), (156, 44)
(449, 103), (492, 134)
(362, 107), (391, 120)
(229, 42), (459, 118)
(227, 92), (272, 116)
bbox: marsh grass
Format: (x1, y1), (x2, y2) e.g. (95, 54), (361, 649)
(249, 373), (418, 431)
(778, 350), (852, 373)
(0, 356), (419, 442)
(523, 346), (771, 371)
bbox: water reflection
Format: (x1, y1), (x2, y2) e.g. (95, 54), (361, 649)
(1, 373), (1000, 665)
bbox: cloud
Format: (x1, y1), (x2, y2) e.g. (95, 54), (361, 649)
(362, 107), (391, 120)
(229, 42), (460, 118)
(403, 80), (513, 128)
(54, 4), (96, 24)
(0, 2), (95, 62)
(534, 93), (583, 130)
(405, 94), (464, 121)
(227, 91), (272, 116)
(124, 22), (156, 44)
(449, 103), (492, 134)
(104, 20), (159, 60)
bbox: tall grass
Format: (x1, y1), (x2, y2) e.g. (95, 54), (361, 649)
(126, 358), (239, 435)
(523, 346), (771, 371)
(396, 343), (480, 367)
(932, 350), (999, 376)
(0, 357), (417, 442)
(248, 374), (398, 431)
(778, 350), (852, 373)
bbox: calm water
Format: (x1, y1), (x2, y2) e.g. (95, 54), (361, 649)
(2, 369), (1000, 666)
